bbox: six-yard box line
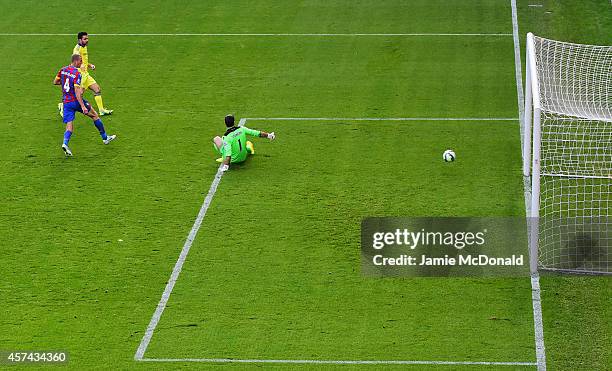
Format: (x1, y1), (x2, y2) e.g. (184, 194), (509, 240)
(134, 116), (538, 367)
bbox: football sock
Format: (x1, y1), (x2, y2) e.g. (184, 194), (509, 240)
(63, 130), (72, 145)
(94, 95), (105, 111)
(93, 119), (108, 140)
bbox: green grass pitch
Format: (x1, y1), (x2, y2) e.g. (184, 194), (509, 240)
(0, 0), (609, 370)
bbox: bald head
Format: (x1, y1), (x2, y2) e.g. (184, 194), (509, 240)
(71, 54), (83, 68)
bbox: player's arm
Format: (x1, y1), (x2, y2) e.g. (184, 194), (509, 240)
(73, 72), (88, 113)
(220, 141), (232, 171)
(259, 131), (275, 139)
(75, 86), (88, 114)
(220, 155), (231, 172)
(244, 127), (276, 140)
(53, 71), (61, 85)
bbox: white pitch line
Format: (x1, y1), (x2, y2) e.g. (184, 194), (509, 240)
(245, 117), (518, 121)
(138, 358), (537, 366)
(530, 273), (547, 369)
(134, 166), (225, 360)
(0, 33), (512, 37)
(510, 1), (547, 370)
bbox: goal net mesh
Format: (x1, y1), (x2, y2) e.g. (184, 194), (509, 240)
(532, 36), (611, 273)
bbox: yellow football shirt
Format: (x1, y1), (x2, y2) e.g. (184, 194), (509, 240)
(73, 44), (88, 74)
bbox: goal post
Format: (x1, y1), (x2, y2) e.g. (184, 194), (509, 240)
(524, 33), (611, 274)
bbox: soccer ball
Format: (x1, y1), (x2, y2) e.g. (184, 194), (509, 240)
(443, 149), (456, 162)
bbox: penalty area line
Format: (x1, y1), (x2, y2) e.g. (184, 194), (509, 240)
(137, 358), (537, 366)
(134, 165), (225, 360)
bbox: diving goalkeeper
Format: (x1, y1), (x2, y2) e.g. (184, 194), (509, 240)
(213, 115), (276, 171)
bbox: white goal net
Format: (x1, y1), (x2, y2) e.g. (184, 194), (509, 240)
(524, 33), (611, 274)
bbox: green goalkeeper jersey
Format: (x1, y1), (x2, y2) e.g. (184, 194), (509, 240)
(220, 126), (261, 163)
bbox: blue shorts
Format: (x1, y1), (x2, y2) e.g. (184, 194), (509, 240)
(62, 100), (91, 123)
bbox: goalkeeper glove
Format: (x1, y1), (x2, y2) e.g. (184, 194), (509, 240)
(220, 164), (229, 172)
(268, 132), (276, 140)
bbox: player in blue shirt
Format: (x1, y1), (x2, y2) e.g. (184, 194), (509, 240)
(53, 54), (116, 156)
